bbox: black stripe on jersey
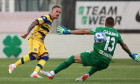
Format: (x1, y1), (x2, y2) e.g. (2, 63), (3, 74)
(38, 31), (45, 37)
(45, 21), (52, 26)
(41, 16), (47, 23)
(41, 26), (49, 32)
(41, 16), (52, 26)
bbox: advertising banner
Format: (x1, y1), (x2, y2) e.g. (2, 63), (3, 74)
(75, 1), (140, 30)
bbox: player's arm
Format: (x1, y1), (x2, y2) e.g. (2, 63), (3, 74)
(119, 42), (140, 62)
(21, 20), (39, 39)
(57, 25), (92, 35)
(119, 42), (131, 55)
(71, 29), (91, 34)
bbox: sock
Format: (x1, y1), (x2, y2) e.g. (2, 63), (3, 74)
(15, 55), (36, 67)
(50, 71), (55, 76)
(34, 56), (49, 73)
(88, 67), (98, 76)
(54, 55), (74, 74)
(11, 64), (16, 68)
(32, 72), (37, 74)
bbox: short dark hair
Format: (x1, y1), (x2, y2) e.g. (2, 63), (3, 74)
(52, 6), (61, 10)
(105, 17), (114, 26)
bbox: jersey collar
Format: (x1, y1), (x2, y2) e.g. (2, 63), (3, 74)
(106, 26), (114, 29)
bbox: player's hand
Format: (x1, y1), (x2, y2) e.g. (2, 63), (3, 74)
(57, 25), (71, 34)
(130, 53), (140, 62)
(21, 33), (29, 39)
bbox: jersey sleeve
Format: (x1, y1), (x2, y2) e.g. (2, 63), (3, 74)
(117, 34), (123, 44)
(90, 27), (103, 35)
(90, 27), (97, 35)
(37, 16), (47, 24)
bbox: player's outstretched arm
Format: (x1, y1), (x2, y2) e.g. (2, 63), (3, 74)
(21, 20), (39, 39)
(57, 25), (91, 35)
(120, 42), (140, 62)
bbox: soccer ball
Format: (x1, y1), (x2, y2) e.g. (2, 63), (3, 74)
(94, 32), (106, 44)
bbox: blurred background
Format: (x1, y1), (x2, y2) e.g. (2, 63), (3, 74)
(0, 0), (140, 59)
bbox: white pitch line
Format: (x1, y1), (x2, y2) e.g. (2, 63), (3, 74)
(0, 77), (140, 80)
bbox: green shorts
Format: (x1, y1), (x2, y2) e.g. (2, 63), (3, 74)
(80, 50), (111, 70)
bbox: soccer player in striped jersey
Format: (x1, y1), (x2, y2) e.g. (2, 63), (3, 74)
(40, 17), (140, 81)
(8, 6), (61, 78)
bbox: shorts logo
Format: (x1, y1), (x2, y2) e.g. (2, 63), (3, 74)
(34, 48), (37, 51)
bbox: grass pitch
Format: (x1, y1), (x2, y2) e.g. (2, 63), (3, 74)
(0, 58), (140, 84)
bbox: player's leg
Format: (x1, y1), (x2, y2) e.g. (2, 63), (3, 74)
(9, 54), (37, 74)
(75, 51), (99, 81)
(76, 67), (98, 81)
(31, 53), (49, 78)
(31, 43), (49, 78)
(40, 54), (81, 79)
(9, 39), (38, 74)
(53, 54), (81, 74)
(76, 51), (110, 81)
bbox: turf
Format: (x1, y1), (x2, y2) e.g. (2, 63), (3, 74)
(0, 58), (140, 84)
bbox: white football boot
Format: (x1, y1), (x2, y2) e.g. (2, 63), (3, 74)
(30, 72), (42, 78)
(40, 70), (54, 79)
(75, 74), (89, 82)
(9, 64), (16, 74)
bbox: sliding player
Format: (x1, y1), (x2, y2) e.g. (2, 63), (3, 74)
(40, 17), (140, 81)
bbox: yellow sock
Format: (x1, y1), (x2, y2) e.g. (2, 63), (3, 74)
(15, 55), (30, 66)
(34, 60), (46, 73)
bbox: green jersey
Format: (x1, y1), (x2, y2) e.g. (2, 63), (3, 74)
(90, 26), (123, 58)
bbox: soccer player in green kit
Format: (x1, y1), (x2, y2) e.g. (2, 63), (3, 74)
(40, 17), (140, 81)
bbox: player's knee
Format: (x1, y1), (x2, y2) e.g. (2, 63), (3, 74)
(29, 54), (36, 60)
(41, 56), (49, 61)
(74, 55), (82, 63)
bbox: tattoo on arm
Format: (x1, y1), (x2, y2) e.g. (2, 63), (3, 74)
(27, 20), (39, 33)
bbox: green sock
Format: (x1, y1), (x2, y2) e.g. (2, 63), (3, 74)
(54, 55), (74, 74)
(88, 67), (98, 76)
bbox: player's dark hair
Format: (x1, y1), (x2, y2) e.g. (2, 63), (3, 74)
(52, 6), (61, 10)
(105, 17), (114, 26)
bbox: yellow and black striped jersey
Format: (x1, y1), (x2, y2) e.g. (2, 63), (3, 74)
(29, 14), (52, 43)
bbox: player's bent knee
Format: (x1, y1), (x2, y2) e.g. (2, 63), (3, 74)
(74, 55), (82, 63)
(41, 56), (49, 61)
(29, 54), (36, 60)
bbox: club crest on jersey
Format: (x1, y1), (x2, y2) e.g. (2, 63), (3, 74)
(34, 48), (37, 51)
(38, 18), (43, 21)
